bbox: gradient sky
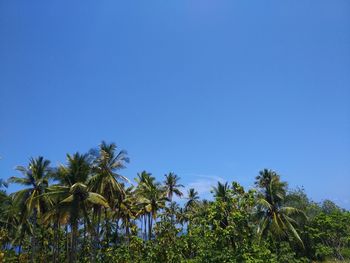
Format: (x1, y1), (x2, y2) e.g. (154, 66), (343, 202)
(0, 1), (349, 208)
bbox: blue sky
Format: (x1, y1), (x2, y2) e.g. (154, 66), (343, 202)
(0, 1), (349, 208)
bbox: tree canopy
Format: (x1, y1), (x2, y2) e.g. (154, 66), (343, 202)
(0, 141), (349, 263)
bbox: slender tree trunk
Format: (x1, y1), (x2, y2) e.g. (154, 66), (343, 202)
(125, 216), (130, 240)
(104, 208), (109, 246)
(91, 206), (101, 262)
(89, 227), (94, 263)
(140, 217), (143, 239)
(65, 225), (69, 262)
(115, 219), (119, 244)
(148, 213), (153, 240)
(83, 219), (86, 253)
(57, 222), (61, 263)
(170, 197), (175, 225)
(70, 221), (78, 263)
(53, 220), (58, 263)
(144, 215), (147, 240)
(31, 209), (38, 263)
(96, 208), (102, 246)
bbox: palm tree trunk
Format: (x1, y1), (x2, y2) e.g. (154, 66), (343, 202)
(83, 219), (86, 253)
(104, 208), (109, 246)
(126, 215), (131, 239)
(90, 233), (94, 263)
(170, 197), (175, 225)
(115, 219), (119, 244)
(140, 217), (143, 239)
(96, 207), (101, 242)
(91, 206), (101, 261)
(65, 225), (69, 262)
(53, 219), (58, 263)
(148, 213), (152, 240)
(144, 215), (147, 240)
(70, 221), (78, 263)
(57, 222), (61, 262)
(31, 208), (38, 263)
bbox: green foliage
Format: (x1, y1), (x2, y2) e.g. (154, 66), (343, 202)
(0, 143), (349, 262)
(307, 211), (350, 261)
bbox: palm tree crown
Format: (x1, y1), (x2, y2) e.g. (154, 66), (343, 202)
(9, 156), (52, 217)
(89, 141), (129, 207)
(185, 188), (199, 211)
(164, 172), (184, 202)
(255, 169), (305, 246)
(212, 181), (230, 202)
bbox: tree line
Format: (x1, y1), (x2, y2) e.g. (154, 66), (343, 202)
(0, 141), (349, 262)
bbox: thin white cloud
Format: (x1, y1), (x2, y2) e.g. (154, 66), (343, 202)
(173, 174), (225, 202)
(186, 175), (225, 195)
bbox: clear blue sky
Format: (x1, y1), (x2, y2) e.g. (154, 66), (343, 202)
(0, 1), (349, 208)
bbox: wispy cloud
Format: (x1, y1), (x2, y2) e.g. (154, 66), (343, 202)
(173, 174), (225, 202)
(186, 174), (224, 195)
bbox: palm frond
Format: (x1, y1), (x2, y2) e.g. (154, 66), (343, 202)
(86, 193), (109, 208)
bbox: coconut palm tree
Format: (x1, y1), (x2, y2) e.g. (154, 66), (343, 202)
(115, 186), (138, 239)
(176, 207), (188, 227)
(0, 193), (20, 249)
(9, 156), (52, 259)
(163, 172), (183, 203)
(136, 172), (168, 240)
(163, 172), (183, 224)
(0, 185), (33, 256)
(212, 181), (230, 202)
(135, 171), (155, 187)
(89, 141), (130, 205)
(45, 152), (92, 262)
(67, 183), (108, 262)
(255, 169), (305, 246)
(164, 201), (180, 222)
(45, 152), (109, 262)
(46, 182), (109, 263)
(184, 188), (200, 229)
(144, 187), (168, 240)
(212, 182), (232, 228)
(88, 141), (129, 243)
(135, 171), (153, 240)
(9, 157), (52, 216)
(185, 188), (199, 212)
